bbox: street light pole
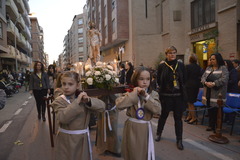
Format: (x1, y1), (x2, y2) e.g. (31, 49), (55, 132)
(14, 18), (19, 73)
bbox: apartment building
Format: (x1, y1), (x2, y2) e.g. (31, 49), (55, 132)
(62, 13), (88, 69)
(0, 0), (32, 72)
(30, 17), (46, 68)
(87, 0), (240, 69)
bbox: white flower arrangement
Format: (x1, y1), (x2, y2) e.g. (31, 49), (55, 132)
(84, 62), (119, 89)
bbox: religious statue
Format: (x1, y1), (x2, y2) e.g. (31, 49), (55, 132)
(88, 22), (102, 65)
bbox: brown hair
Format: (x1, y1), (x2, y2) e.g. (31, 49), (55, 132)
(55, 73), (63, 88)
(131, 66), (152, 93)
(189, 54), (198, 64)
(33, 61), (44, 74)
(165, 46), (177, 54)
(61, 71), (80, 84)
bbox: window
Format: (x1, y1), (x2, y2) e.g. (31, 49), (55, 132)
(191, 0), (215, 29)
(112, 0), (115, 10)
(104, 5), (107, 17)
(105, 25), (108, 38)
(78, 19), (83, 25)
(0, 22), (3, 39)
(112, 19), (116, 33)
(79, 47), (83, 52)
(78, 37), (83, 43)
(78, 28), (83, 34)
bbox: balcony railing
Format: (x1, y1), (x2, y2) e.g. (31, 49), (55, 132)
(6, 0), (18, 18)
(15, 0), (25, 13)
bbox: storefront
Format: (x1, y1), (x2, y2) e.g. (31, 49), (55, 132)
(189, 23), (218, 69)
(193, 38), (216, 69)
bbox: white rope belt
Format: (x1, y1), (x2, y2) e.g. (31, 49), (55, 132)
(59, 127), (92, 160)
(103, 105), (116, 142)
(128, 118), (155, 160)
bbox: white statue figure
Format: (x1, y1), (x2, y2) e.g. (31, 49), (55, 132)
(88, 22), (102, 64)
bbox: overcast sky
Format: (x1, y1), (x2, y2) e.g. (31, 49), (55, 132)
(29, 0), (86, 64)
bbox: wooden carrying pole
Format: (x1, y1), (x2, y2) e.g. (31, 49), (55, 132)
(208, 94), (229, 144)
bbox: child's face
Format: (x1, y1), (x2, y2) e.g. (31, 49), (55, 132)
(137, 70), (150, 90)
(61, 77), (79, 96)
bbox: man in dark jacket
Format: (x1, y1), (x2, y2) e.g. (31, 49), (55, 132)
(155, 46), (187, 150)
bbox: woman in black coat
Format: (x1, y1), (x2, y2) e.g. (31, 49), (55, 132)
(29, 61), (50, 121)
(185, 54), (202, 124)
(125, 62), (134, 85)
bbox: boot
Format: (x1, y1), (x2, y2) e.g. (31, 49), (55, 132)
(176, 140), (184, 150)
(42, 113), (46, 121)
(38, 114), (41, 120)
(155, 133), (162, 142)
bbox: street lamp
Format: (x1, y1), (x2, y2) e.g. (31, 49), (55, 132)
(14, 16), (20, 73)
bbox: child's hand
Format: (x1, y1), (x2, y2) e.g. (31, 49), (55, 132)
(77, 92), (90, 103)
(134, 87), (147, 97)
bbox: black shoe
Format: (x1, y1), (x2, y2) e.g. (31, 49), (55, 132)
(38, 114), (41, 120)
(206, 127), (213, 131)
(155, 135), (161, 142)
(42, 116), (46, 121)
(176, 140), (184, 150)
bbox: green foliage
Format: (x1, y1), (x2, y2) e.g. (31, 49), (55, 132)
(154, 52), (165, 69)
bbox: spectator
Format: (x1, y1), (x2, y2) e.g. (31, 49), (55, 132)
(119, 63), (126, 85)
(47, 64), (56, 95)
(125, 62), (134, 85)
(232, 59), (240, 93)
(24, 70), (31, 91)
(223, 60), (238, 125)
(64, 63), (72, 71)
(29, 61), (50, 121)
(0, 89), (6, 110)
(185, 54), (202, 124)
(201, 53), (228, 132)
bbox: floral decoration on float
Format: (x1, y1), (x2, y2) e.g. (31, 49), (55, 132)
(84, 61), (119, 90)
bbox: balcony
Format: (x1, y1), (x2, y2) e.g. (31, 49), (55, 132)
(6, 0), (18, 20)
(20, 52), (28, 63)
(14, 0), (25, 14)
(23, 0), (30, 13)
(7, 20), (20, 41)
(24, 26), (31, 40)
(17, 15), (26, 30)
(18, 33), (26, 46)
(0, 45), (16, 59)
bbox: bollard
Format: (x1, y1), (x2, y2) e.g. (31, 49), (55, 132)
(208, 93), (229, 144)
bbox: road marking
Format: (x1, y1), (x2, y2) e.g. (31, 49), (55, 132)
(14, 108), (23, 115)
(28, 96), (32, 99)
(22, 101), (28, 106)
(0, 121), (13, 133)
(185, 139), (233, 160)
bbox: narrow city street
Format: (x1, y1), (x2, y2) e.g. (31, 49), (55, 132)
(0, 88), (239, 160)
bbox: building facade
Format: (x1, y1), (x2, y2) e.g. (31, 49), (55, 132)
(30, 17), (45, 67)
(87, 0), (240, 69)
(0, 0), (32, 72)
(62, 13), (88, 69)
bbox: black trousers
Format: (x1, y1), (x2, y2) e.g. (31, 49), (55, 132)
(156, 96), (185, 140)
(208, 106), (218, 129)
(33, 89), (48, 116)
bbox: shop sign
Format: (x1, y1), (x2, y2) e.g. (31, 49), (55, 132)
(190, 34), (201, 41)
(190, 22), (217, 34)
